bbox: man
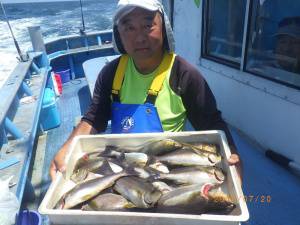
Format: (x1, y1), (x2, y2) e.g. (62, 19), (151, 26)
(50, 0), (241, 181)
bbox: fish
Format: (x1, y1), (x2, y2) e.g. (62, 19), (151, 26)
(131, 167), (153, 179)
(158, 184), (207, 207)
(74, 151), (105, 169)
(204, 188), (236, 214)
(81, 193), (135, 211)
(105, 139), (182, 156)
(71, 170), (104, 183)
(73, 156), (107, 173)
(182, 142), (219, 154)
(122, 152), (149, 167)
(71, 159), (113, 183)
(114, 176), (162, 208)
(148, 161), (169, 174)
(152, 181), (175, 194)
(158, 183), (235, 214)
(57, 170), (131, 209)
(101, 147), (150, 167)
(155, 147), (222, 167)
(129, 165), (165, 179)
(154, 166), (225, 185)
(140, 139), (183, 156)
(70, 168), (89, 183)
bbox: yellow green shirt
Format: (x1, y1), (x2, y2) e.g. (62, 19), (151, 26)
(119, 56), (186, 132)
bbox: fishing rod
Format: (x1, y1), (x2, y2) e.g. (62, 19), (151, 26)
(79, 0), (86, 34)
(0, 1), (28, 62)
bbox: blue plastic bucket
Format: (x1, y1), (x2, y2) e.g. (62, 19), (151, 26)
(55, 69), (71, 83)
(40, 88), (61, 130)
(16, 210), (42, 225)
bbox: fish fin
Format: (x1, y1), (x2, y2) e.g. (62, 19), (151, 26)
(99, 159), (115, 175)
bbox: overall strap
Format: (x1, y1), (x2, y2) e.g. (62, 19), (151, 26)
(112, 54), (129, 102)
(145, 52), (176, 104)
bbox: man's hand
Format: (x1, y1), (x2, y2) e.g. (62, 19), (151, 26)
(49, 148), (67, 181)
(228, 153), (243, 185)
(49, 121), (96, 181)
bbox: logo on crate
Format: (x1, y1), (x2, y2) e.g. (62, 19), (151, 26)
(121, 116), (135, 132)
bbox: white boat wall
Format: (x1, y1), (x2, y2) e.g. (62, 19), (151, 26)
(170, 0), (300, 165)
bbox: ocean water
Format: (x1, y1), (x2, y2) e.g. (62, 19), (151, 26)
(0, 0), (117, 88)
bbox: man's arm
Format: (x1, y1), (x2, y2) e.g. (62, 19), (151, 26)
(50, 58), (120, 181)
(49, 121), (97, 180)
(171, 56), (242, 183)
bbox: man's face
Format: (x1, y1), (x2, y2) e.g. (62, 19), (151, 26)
(117, 8), (164, 61)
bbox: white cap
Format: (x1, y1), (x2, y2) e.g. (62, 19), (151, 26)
(112, 0), (175, 54)
(113, 0), (163, 25)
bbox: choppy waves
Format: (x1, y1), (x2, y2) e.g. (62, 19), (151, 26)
(0, 0), (117, 88)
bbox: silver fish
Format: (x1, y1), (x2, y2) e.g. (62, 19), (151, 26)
(140, 139), (183, 155)
(71, 159), (113, 183)
(102, 147), (150, 167)
(155, 166), (225, 185)
(152, 181), (175, 194)
(156, 147), (222, 166)
(59, 171), (130, 209)
(81, 193), (135, 211)
(182, 142), (219, 154)
(114, 177), (162, 208)
(131, 167), (153, 179)
(71, 169), (101, 183)
(158, 184), (205, 207)
(74, 151), (105, 169)
(148, 161), (169, 174)
(73, 156), (106, 173)
(205, 187), (236, 213)
(105, 139), (182, 156)
(122, 152), (149, 167)
(158, 183), (235, 214)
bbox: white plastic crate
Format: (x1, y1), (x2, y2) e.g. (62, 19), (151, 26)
(39, 130), (249, 225)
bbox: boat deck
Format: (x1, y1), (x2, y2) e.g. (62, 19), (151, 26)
(23, 78), (300, 225)
(24, 78), (91, 212)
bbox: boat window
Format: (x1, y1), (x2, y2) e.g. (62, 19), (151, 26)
(245, 0), (300, 88)
(202, 0), (247, 66)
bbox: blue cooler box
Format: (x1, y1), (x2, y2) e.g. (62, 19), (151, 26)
(41, 88), (61, 130)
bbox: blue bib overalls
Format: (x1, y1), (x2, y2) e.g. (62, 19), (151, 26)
(110, 53), (176, 134)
